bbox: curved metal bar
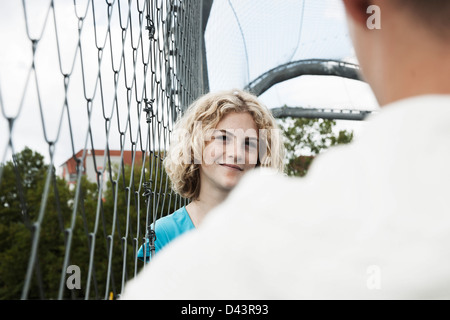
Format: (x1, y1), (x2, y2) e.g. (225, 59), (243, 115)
(244, 59), (363, 96)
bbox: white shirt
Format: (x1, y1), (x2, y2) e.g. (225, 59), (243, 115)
(121, 95), (450, 300)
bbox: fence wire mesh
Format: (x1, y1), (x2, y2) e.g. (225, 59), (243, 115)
(0, 0), (204, 300)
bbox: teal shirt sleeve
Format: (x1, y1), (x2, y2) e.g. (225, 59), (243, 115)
(137, 206), (195, 262)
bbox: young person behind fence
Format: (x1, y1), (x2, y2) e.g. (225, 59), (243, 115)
(137, 89), (285, 261)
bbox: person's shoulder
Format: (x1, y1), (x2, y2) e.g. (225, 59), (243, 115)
(154, 206), (193, 233)
(227, 141), (365, 213)
(154, 207), (184, 227)
(235, 167), (291, 194)
(223, 167), (298, 212)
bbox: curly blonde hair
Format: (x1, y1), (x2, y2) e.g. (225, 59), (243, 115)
(164, 89), (285, 200)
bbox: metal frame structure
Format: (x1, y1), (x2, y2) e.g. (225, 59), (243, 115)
(244, 59), (362, 96)
(271, 106), (374, 121)
(241, 59), (372, 120)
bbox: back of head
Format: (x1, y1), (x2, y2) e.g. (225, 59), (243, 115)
(392, 0), (450, 39)
(343, 0), (450, 106)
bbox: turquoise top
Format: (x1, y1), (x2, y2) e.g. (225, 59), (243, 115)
(137, 206), (195, 262)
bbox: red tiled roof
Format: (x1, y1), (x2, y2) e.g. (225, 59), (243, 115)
(61, 149), (145, 175)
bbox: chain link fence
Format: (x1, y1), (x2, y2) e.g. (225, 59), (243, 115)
(0, 0), (205, 299)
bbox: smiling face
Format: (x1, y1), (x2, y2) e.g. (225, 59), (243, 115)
(200, 111), (259, 194)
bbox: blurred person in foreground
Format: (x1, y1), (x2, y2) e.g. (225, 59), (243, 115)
(122, 0), (450, 299)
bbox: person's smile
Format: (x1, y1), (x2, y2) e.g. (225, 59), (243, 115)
(219, 163), (244, 171)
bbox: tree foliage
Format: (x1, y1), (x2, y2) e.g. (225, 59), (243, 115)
(0, 147), (175, 299)
(277, 115), (354, 177)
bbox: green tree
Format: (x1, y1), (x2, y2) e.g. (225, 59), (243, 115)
(277, 116), (354, 177)
(0, 147), (98, 299)
(0, 147), (184, 299)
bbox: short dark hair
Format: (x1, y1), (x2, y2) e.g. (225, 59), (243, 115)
(392, 0), (450, 38)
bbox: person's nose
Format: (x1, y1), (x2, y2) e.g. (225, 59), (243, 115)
(227, 137), (245, 165)
(235, 139), (246, 164)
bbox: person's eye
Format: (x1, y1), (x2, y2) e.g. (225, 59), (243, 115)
(245, 138), (257, 149)
(216, 134), (228, 142)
